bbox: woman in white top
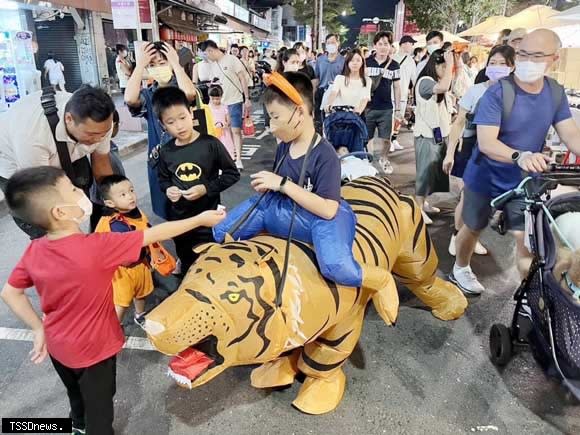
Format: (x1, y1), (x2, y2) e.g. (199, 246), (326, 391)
(443, 45), (516, 256)
(414, 49), (454, 225)
(43, 51), (66, 91)
(115, 44), (133, 92)
(324, 49), (371, 114)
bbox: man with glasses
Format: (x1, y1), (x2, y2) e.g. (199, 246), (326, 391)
(451, 29), (580, 295)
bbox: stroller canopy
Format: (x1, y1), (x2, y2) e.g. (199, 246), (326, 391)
(324, 111), (368, 154)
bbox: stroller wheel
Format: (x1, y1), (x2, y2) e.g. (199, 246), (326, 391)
(489, 324), (513, 366)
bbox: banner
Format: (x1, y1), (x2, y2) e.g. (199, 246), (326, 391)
(112, 0), (138, 29)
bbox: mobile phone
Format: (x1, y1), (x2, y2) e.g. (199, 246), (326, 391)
(433, 127), (443, 145)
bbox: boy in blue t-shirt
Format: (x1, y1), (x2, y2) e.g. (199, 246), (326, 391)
(214, 72), (393, 304)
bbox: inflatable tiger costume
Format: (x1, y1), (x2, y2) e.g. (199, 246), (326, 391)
(144, 176), (467, 414)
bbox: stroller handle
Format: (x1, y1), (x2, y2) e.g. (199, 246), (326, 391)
(331, 105), (355, 112)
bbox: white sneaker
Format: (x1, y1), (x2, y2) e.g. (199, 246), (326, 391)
(450, 264), (485, 295)
(448, 235), (488, 256)
(474, 240), (489, 256)
(389, 142), (395, 152)
(236, 160), (244, 171)
(423, 201), (440, 214)
(379, 157), (393, 175)
(448, 234), (457, 256)
(392, 139), (404, 150)
(421, 210), (433, 225)
(172, 258), (182, 275)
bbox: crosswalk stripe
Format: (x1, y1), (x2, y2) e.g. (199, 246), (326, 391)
(0, 326), (156, 351)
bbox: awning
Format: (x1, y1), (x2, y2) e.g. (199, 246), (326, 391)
(158, 13), (200, 35)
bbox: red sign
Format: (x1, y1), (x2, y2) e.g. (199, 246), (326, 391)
(160, 27), (197, 43)
(139, 0), (151, 24)
(361, 24), (378, 34)
(402, 6), (420, 35)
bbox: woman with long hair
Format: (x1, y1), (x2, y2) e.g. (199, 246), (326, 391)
(414, 48), (454, 224)
(323, 49), (371, 114)
(443, 44), (516, 256)
(276, 48), (301, 73)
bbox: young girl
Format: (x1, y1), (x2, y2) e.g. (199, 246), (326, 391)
(443, 45), (516, 256)
(208, 85), (236, 160)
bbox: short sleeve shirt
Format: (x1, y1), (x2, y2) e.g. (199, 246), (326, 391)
(44, 59), (65, 83)
(210, 54), (244, 105)
(458, 83), (488, 137)
(0, 90), (112, 178)
(315, 54), (345, 89)
(463, 79), (572, 197)
(8, 231), (144, 368)
(274, 137), (341, 202)
(330, 75), (372, 108)
(366, 55), (400, 110)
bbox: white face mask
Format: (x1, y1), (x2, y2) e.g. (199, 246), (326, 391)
(427, 43), (441, 55)
(147, 65), (173, 85)
(326, 44), (338, 54)
(59, 194), (93, 224)
(515, 60), (547, 83)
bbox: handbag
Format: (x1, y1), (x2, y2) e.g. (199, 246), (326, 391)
(243, 116), (255, 137)
(193, 88), (217, 137)
(149, 242), (177, 276)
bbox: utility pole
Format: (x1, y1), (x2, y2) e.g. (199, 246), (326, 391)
(318, 0), (323, 49)
(313, 0), (319, 50)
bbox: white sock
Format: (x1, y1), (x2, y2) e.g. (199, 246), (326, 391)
(454, 263), (469, 274)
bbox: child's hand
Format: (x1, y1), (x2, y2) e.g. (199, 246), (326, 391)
(250, 171), (283, 193)
(181, 185), (207, 201)
(166, 186), (182, 203)
(198, 209), (226, 227)
(30, 327), (47, 364)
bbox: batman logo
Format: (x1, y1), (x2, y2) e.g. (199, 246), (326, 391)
(175, 162), (202, 182)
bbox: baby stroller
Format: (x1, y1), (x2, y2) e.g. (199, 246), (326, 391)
(489, 165), (580, 399)
(323, 106), (377, 182)
(323, 106), (368, 154)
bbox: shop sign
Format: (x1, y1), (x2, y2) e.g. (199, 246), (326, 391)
(111, 0), (138, 29)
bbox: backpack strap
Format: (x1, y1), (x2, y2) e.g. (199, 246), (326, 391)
(40, 87), (76, 181)
(499, 77), (516, 122)
(546, 77), (565, 121)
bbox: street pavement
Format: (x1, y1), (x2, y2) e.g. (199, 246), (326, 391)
(0, 114), (579, 434)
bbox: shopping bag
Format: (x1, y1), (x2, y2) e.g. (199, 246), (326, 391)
(150, 242), (177, 276)
(193, 88), (217, 137)
(243, 116), (255, 137)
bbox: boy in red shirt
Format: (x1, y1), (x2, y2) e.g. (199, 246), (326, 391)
(0, 166), (225, 435)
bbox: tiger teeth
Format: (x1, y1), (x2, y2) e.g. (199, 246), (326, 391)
(167, 368), (192, 389)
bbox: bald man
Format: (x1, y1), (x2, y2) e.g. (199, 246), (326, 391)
(450, 29), (580, 295)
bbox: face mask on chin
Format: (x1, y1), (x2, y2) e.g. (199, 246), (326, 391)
(515, 60), (547, 83)
(147, 65), (173, 85)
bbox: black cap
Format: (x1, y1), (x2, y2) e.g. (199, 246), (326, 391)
(400, 35), (417, 45)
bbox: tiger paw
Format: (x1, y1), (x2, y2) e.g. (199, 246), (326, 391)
(251, 353), (299, 389)
(362, 265), (399, 325)
(292, 368), (346, 415)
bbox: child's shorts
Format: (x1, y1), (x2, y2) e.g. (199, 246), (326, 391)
(112, 263), (154, 307)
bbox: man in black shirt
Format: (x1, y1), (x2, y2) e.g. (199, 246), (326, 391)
(365, 31), (402, 175)
(152, 87), (240, 272)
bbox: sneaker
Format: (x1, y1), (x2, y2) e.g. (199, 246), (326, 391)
(448, 235), (488, 256)
(379, 157), (393, 175)
(421, 210), (433, 225)
(474, 240), (489, 256)
(448, 234), (457, 256)
(423, 201), (440, 214)
(389, 142), (395, 153)
(449, 265), (485, 295)
(392, 139), (404, 151)
(134, 312), (146, 326)
(236, 160), (244, 171)
(172, 258), (182, 275)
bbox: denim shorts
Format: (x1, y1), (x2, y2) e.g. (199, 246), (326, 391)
(228, 102), (243, 129)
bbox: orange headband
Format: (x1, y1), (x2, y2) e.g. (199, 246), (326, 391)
(263, 72), (304, 106)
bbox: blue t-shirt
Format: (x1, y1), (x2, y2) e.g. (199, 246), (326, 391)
(463, 79), (571, 197)
(274, 137), (341, 202)
(315, 54), (345, 89)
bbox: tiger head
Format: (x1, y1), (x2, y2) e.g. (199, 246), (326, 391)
(144, 239), (286, 388)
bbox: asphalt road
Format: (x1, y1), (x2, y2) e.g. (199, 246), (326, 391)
(0, 120), (578, 434)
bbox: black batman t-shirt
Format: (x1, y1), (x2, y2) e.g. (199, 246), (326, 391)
(157, 134), (240, 220)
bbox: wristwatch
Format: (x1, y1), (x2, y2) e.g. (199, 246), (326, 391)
(511, 151), (521, 163)
(279, 176), (290, 194)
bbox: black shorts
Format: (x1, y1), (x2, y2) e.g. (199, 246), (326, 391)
(462, 185), (526, 232)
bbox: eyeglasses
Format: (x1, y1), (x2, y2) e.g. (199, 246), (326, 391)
(516, 50), (556, 60)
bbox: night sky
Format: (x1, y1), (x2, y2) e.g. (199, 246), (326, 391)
(343, 0), (398, 46)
